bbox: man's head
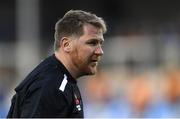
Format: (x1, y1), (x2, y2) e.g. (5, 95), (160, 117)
(54, 10), (107, 78)
(54, 10), (106, 51)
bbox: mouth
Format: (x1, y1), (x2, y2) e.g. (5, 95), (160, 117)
(90, 56), (101, 66)
(90, 60), (99, 66)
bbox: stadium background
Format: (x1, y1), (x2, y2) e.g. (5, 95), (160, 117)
(0, 0), (180, 117)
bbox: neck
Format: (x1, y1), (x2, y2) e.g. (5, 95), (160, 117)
(54, 51), (80, 79)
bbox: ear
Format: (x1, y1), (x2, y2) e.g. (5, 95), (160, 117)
(60, 37), (72, 53)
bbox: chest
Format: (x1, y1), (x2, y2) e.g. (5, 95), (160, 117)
(66, 84), (84, 117)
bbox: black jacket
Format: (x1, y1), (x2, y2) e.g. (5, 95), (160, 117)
(7, 54), (84, 118)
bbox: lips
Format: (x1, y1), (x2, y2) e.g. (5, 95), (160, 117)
(90, 60), (99, 67)
(91, 59), (98, 62)
(91, 57), (101, 62)
(90, 57), (101, 66)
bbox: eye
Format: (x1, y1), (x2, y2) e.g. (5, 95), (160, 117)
(86, 39), (104, 47)
(100, 41), (104, 47)
(87, 40), (98, 46)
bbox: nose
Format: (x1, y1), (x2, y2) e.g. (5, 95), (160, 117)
(95, 46), (104, 56)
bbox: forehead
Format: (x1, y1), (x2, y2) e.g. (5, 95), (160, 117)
(83, 24), (103, 35)
(82, 24), (104, 41)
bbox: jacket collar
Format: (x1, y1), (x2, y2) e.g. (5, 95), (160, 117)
(51, 54), (77, 84)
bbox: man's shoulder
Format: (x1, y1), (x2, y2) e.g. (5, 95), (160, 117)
(15, 56), (59, 91)
(27, 55), (62, 79)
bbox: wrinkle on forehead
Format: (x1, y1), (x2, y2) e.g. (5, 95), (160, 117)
(83, 24), (103, 35)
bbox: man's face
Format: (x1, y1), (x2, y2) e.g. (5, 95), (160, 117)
(70, 24), (104, 76)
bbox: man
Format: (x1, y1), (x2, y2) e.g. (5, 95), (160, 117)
(7, 10), (107, 118)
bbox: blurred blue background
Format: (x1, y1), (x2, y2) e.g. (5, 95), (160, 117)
(1, 0), (180, 118)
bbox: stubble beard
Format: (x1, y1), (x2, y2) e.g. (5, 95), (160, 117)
(78, 60), (98, 76)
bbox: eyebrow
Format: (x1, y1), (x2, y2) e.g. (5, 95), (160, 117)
(88, 38), (104, 42)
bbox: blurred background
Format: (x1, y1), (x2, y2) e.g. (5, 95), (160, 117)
(1, 0), (180, 118)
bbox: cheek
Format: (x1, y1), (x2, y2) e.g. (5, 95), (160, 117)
(77, 52), (89, 65)
(77, 47), (92, 60)
(72, 48), (87, 65)
(73, 44), (95, 65)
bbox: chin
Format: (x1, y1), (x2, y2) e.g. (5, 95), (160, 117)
(84, 68), (97, 76)
(89, 71), (96, 75)
(89, 68), (97, 75)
